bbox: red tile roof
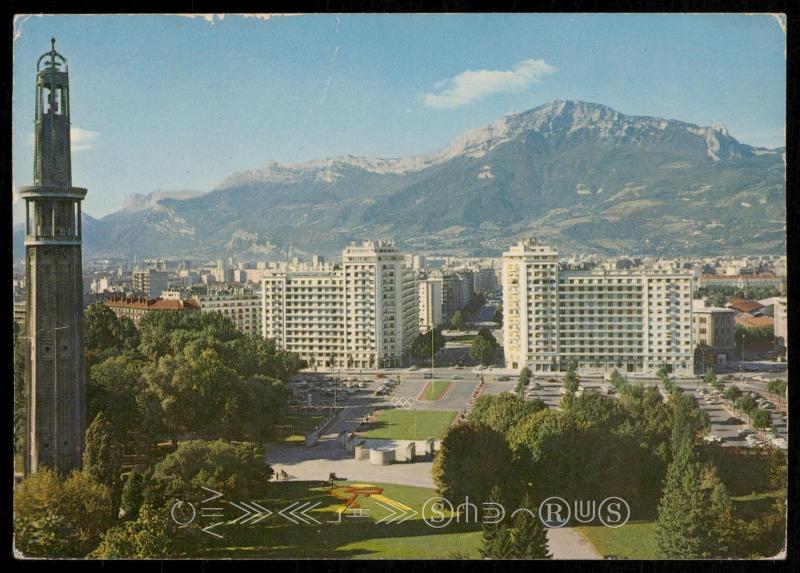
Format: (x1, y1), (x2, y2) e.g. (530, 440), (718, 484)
(735, 313), (774, 329)
(104, 297), (200, 311)
(726, 298), (765, 313)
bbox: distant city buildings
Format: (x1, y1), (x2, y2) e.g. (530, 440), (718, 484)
(132, 269), (169, 298)
(698, 273), (784, 291)
(502, 238), (694, 376)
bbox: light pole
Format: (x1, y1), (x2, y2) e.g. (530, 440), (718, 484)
(740, 333), (746, 382)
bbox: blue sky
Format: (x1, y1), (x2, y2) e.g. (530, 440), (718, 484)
(12, 13), (786, 218)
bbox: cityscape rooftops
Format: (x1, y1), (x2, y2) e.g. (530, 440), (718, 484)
(104, 296), (200, 310)
(726, 298), (765, 314)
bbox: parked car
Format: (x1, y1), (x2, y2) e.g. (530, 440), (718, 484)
(532, 382), (541, 390)
(738, 428), (754, 437)
(497, 376), (511, 381)
(452, 375), (463, 380)
(409, 365), (419, 371)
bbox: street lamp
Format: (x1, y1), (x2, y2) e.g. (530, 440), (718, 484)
(740, 333), (746, 382)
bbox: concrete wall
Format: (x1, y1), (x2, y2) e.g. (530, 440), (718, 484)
(369, 448), (395, 465)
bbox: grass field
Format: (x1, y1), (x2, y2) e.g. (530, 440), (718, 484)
(360, 409), (458, 440)
(420, 380), (452, 401)
(576, 521), (657, 559)
(198, 481), (482, 559)
(275, 414), (328, 444)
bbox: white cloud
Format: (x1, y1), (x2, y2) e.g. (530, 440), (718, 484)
(422, 59), (556, 109)
(174, 14), (302, 25)
(71, 127), (100, 151)
(24, 126), (99, 151)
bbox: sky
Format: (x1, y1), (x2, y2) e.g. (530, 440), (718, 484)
(12, 13), (786, 218)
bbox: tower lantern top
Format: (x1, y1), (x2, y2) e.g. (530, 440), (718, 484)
(37, 37), (67, 72)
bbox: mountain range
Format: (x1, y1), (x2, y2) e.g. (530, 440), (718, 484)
(13, 100), (786, 261)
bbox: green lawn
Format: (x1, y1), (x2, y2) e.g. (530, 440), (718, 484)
(197, 481), (482, 559)
(275, 414), (327, 444)
(361, 409), (458, 440)
(420, 380), (452, 401)
(576, 521), (657, 560)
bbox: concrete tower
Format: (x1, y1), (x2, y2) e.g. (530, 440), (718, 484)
(19, 39), (87, 475)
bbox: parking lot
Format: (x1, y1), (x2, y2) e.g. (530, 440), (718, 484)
(524, 376), (788, 449)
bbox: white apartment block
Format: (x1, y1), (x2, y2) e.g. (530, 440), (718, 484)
(194, 289), (263, 336)
(503, 238), (694, 376)
(418, 277), (443, 333)
(261, 241), (419, 369)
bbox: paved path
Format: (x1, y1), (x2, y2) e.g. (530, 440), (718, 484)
(547, 527), (602, 559)
(266, 443), (436, 488)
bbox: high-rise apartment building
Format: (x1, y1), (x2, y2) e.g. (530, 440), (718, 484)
(418, 277), (443, 332)
(194, 289), (263, 335)
(133, 269), (169, 298)
(261, 241), (418, 369)
(503, 239), (694, 375)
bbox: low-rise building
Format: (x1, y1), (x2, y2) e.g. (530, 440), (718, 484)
(692, 300), (736, 369)
(103, 296), (200, 326)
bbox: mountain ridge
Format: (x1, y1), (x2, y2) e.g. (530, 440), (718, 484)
(13, 100), (786, 261)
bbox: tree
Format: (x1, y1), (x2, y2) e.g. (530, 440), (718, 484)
(433, 423), (514, 504)
(493, 304), (503, 326)
(703, 369), (717, 387)
(120, 470), (147, 521)
(84, 304), (139, 367)
(469, 336), (495, 366)
(468, 393), (546, 436)
(751, 409), (771, 434)
(723, 386), (743, 414)
(14, 469), (114, 558)
(708, 478), (736, 556)
(90, 504), (175, 558)
(767, 379), (787, 403)
(410, 328), (445, 362)
(514, 366), (532, 397)
(147, 440), (270, 506)
(655, 439), (714, 558)
(510, 494), (552, 559)
(479, 486), (515, 559)
(451, 310), (467, 331)
(563, 366), (580, 394)
(83, 412), (123, 513)
(735, 395), (758, 421)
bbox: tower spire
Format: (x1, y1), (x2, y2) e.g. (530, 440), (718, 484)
(19, 40), (87, 475)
